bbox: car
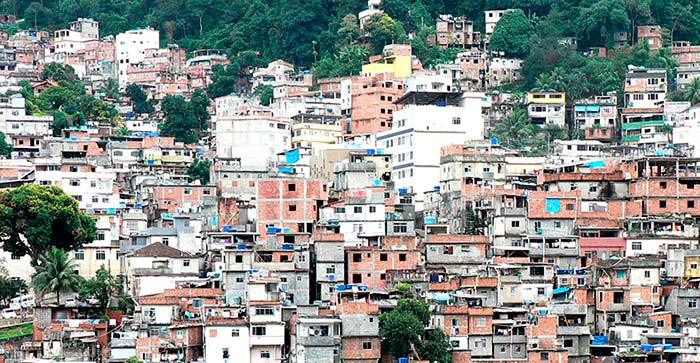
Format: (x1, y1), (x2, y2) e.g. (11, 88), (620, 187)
(1, 308), (17, 319)
(64, 297), (78, 307)
(86, 296), (100, 305)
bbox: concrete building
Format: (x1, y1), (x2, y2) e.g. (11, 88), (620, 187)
(215, 115), (291, 171)
(436, 15), (477, 49)
(115, 28), (160, 86)
(526, 92), (566, 126)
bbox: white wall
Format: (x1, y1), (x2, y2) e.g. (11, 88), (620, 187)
(116, 29), (160, 86)
(205, 326), (251, 363)
(216, 116), (291, 171)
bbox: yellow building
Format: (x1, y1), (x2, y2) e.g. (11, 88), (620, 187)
(291, 115), (343, 149)
(361, 44), (413, 78)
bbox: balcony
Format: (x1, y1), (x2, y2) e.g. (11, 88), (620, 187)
(604, 302), (630, 312)
(529, 246), (579, 257)
(557, 326), (591, 335)
(297, 335), (341, 347)
(494, 335), (527, 344)
(133, 267), (173, 275)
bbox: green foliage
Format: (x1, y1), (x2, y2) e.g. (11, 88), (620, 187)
(125, 84), (154, 114)
(187, 158), (212, 185)
(577, 0), (630, 48)
(380, 306), (424, 358)
(78, 266), (117, 310)
(421, 329), (453, 363)
(0, 276), (27, 305)
(683, 77), (700, 105)
(207, 64), (239, 98)
(0, 131), (12, 158)
(489, 10), (536, 58)
(491, 107), (536, 150)
(32, 248), (83, 304)
(312, 45), (370, 79)
(126, 357), (143, 363)
(160, 90), (210, 144)
(465, 208), (486, 235)
(41, 63), (76, 84)
(363, 13), (408, 54)
(0, 184), (97, 264)
(381, 298), (450, 361)
(254, 85), (274, 106)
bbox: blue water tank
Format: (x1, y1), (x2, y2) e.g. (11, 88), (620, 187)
(398, 358), (409, 363)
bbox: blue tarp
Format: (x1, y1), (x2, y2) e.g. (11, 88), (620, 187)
(278, 166), (294, 173)
(552, 287), (571, 295)
(584, 160), (605, 168)
(285, 148), (300, 164)
(592, 336), (608, 345)
(546, 198), (561, 213)
(429, 292), (451, 301)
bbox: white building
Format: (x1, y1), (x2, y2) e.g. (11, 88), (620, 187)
(123, 242), (201, 297)
(377, 87), (485, 209)
(115, 28), (160, 86)
(34, 161), (120, 211)
(204, 320), (251, 363)
(485, 9), (515, 38)
(215, 116), (291, 171)
(359, 0), (383, 29)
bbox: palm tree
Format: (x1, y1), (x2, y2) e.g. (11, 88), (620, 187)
(532, 73), (551, 92)
(684, 77), (700, 105)
(492, 107), (535, 149)
(101, 78), (121, 102)
(32, 248), (83, 306)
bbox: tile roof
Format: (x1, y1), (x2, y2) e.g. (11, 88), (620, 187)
(132, 242), (191, 258)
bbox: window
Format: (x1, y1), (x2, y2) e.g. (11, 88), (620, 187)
(69, 180), (80, 187)
(260, 351), (271, 359)
(476, 316), (487, 327)
(564, 339), (573, 348)
(288, 204), (297, 211)
(177, 330), (184, 338)
(632, 241), (642, 250)
(380, 253), (388, 261)
(554, 221), (562, 228)
(692, 262), (698, 270)
(369, 206), (377, 213)
(252, 326), (266, 336)
(511, 221), (520, 228)
(541, 352), (549, 361)
(566, 203), (575, 211)
(659, 200), (667, 208)
(354, 206), (362, 213)
(162, 238), (169, 246)
(537, 287), (546, 295)
(335, 207), (345, 213)
(235, 255), (243, 263)
(399, 253), (406, 261)
(287, 184), (296, 192)
(183, 259), (190, 267)
(452, 117), (461, 125)
(74, 250), (85, 260)
(393, 223), (408, 233)
(362, 341), (372, 350)
(96, 250), (106, 260)
(461, 245), (470, 253)
(326, 265), (336, 274)
(256, 307), (274, 316)
(644, 270), (651, 278)
(690, 299), (698, 308)
(10, 254), (20, 260)
(657, 320), (665, 327)
(660, 181), (667, 189)
(689, 200), (696, 208)
(353, 254), (362, 262)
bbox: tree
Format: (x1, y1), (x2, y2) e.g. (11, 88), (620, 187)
(488, 10), (536, 58)
(577, 0), (630, 48)
(32, 247), (83, 305)
(41, 62), (76, 83)
(491, 108), (536, 149)
(0, 184), (97, 265)
(421, 329), (453, 363)
(79, 266), (117, 310)
(207, 64), (239, 98)
(394, 298), (431, 325)
(684, 77), (700, 105)
(313, 45), (369, 79)
(125, 83), (154, 114)
(0, 276), (27, 305)
(363, 13), (408, 53)
(254, 85), (274, 106)
(0, 131), (12, 158)
(190, 88), (211, 129)
(160, 95), (201, 144)
(187, 158), (212, 185)
(380, 307), (424, 358)
(100, 78), (121, 102)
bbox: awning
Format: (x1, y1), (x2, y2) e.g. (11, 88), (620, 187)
(552, 287), (571, 295)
